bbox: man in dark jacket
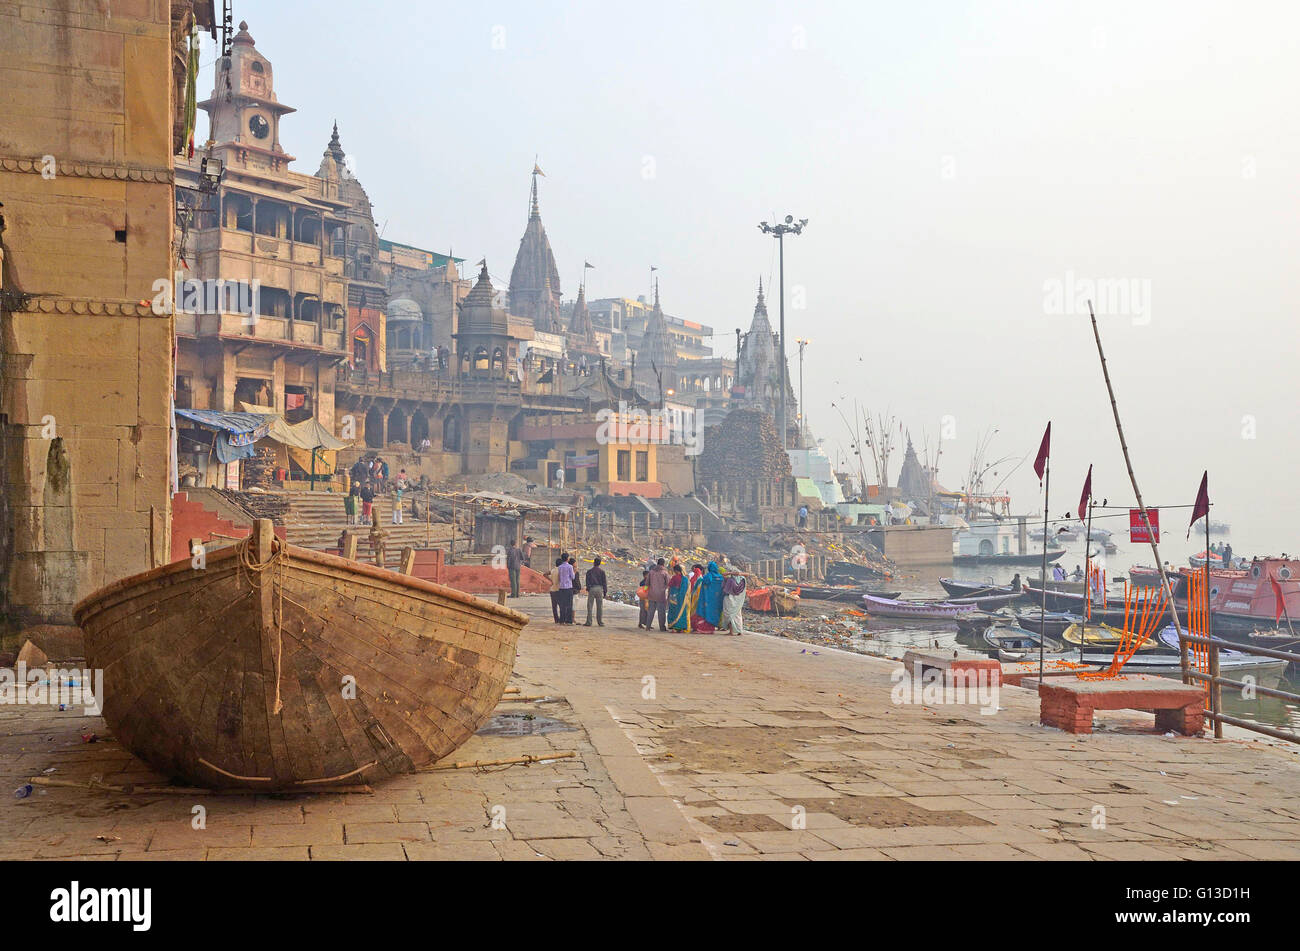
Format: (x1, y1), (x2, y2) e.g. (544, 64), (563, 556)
(505, 541), (524, 598)
(584, 557), (608, 627)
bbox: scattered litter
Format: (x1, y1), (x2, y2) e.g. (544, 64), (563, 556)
(724, 839), (740, 847)
(1162, 800), (1180, 806)
(13, 784), (33, 799)
(41, 767), (56, 774)
(95, 833), (120, 843)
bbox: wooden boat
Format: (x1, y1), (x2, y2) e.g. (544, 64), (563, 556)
(73, 521), (529, 790)
(1059, 622), (1167, 653)
(953, 550), (1065, 567)
(938, 577), (1020, 599)
(796, 585), (901, 602)
(982, 625), (1065, 661)
(862, 594), (979, 620)
(1014, 609), (1082, 637)
(824, 561), (887, 585)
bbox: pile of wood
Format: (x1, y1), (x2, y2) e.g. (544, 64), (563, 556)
(699, 409), (792, 482)
(241, 446), (278, 488)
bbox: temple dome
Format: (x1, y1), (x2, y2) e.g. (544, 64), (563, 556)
(387, 298), (422, 321)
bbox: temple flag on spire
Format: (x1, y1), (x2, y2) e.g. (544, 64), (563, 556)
(533, 163), (545, 176)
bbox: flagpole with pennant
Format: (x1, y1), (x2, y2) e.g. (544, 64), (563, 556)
(1034, 422), (1051, 680)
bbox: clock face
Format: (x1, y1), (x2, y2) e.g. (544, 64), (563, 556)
(248, 114), (270, 140)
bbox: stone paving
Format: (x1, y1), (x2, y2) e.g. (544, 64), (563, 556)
(2, 594), (1298, 860)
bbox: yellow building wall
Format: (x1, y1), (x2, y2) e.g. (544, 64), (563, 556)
(0, 2), (181, 630)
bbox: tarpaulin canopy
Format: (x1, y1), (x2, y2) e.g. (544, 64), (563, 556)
(174, 408), (273, 447)
(266, 418), (350, 475)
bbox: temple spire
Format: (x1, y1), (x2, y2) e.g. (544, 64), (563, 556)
(530, 159), (544, 219)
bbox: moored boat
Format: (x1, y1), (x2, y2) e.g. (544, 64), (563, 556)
(74, 521), (529, 790)
(1013, 609), (1082, 637)
(982, 625), (1065, 661)
(862, 594), (978, 620)
(953, 550), (1066, 567)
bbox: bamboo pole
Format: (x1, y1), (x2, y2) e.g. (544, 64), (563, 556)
(1086, 301), (1185, 676)
(1206, 510), (1221, 736)
(1039, 455), (1050, 680)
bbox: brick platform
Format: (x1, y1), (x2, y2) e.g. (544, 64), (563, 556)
(903, 650), (1003, 687)
(1022, 674), (1206, 735)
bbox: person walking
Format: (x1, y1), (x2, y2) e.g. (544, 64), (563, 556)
(584, 557), (607, 626)
(392, 470), (407, 524)
(667, 564), (690, 630)
(636, 568), (651, 629)
(522, 536), (536, 568)
(557, 553), (577, 624)
(344, 479), (359, 525)
(720, 572), (747, 636)
(359, 480), (375, 524)
(545, 556), (564, 623)
(797, 504), (809, 529)
(505, 539), (524, 598)
(646, 557), (671, 632)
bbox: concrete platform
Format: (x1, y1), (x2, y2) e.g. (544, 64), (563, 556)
(3, 595), (1297, 861)
(1022, 674), (1206, 736)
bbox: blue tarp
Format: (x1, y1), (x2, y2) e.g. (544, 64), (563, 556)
(173, 409), (273, 447)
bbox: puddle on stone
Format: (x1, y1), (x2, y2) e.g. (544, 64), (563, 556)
(476, 713), (576, 737)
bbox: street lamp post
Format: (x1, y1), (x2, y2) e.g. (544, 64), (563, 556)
(758, 215), (807, 451)
(795, 337), (809, 447)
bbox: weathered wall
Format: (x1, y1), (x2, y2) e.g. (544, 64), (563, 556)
(0, 1), (180, 632)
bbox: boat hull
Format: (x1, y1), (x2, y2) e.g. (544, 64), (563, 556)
(74, 540), (529, 790)
(953, 551), (1066, 567)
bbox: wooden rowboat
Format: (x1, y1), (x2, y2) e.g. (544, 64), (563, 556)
(73, 521), (529, 790)
(861, 594), (976, 620)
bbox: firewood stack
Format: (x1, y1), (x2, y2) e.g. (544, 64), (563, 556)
(242, 446), (278, 488)
(700, 409), (792, 482)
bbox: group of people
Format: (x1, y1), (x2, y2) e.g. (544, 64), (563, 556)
(521, 550), (746, 634)
(638, 558), (746, 635)
(343, 455), (415, 526)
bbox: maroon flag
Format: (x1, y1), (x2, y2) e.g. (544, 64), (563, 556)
(1033, 423), (1051, 483)
(1187, 471), (1209, 539)
(1077, 464), (1092, 521)
(1271, 576), (1286, 621)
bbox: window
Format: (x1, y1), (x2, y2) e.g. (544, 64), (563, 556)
(617, 450), (631, 481)
(636, 451), (648, 482)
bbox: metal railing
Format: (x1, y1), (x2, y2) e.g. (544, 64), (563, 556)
(1179, 632), (1300, 744)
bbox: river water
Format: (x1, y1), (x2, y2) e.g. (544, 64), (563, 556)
(853, 533), (1300, 733)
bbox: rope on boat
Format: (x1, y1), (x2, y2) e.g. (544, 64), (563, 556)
(235, 534), (288, 716)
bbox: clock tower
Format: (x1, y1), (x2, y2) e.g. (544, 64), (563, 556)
(198, 20), (296, 171)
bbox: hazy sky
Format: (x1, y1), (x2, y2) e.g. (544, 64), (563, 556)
(214, 1), (1299, 556)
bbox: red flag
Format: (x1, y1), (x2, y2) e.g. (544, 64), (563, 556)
(1187, 471), (1209, 539)
(1078, 464), (1092, 521)
(1271, 576), (1287, 621)
(1032, 423), (1051, 483)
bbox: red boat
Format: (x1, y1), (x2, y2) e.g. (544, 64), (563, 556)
(1166, 558), (1300, 634)
(1129, 564), (1248, 588)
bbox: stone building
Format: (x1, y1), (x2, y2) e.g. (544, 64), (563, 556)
(173, 21), (349, 436)
(508, 167), (562, 334)
(0, 1), (213, 629)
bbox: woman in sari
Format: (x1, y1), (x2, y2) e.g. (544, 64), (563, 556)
(720, 573), (747, 635)
(667, 564), (690, 631)
(691, 561), (725, 633)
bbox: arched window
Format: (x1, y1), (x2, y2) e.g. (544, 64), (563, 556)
(474, 347), (490, 372)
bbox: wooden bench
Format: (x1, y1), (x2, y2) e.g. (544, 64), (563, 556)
(903, 650), (1003, 688)
(1020, 674), (1205, 735)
